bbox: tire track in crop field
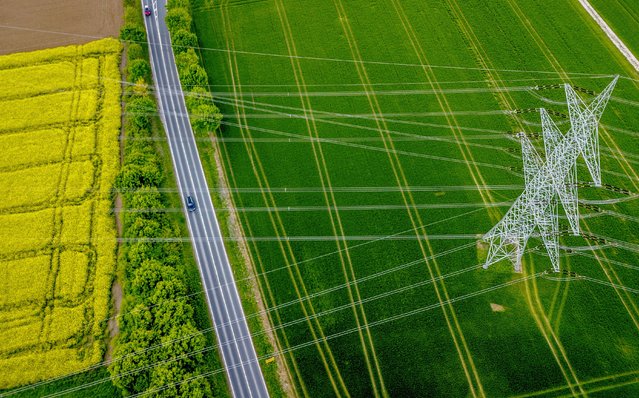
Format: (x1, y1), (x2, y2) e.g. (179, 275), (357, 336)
(444, 2), (631, 394)
(218, 2), (351, 396)
(510, 0), (639, 191)
(208, 7), (301, 390)
(212, 136), (304, 397)
(510, 369), (639, 398)
(440, 0), (583, 357)
(504, 0), (639, 335)
(386, 0), (503, 394)
(443, 1), (585, 394)
(39, 48), (85, 346)
(271, 2), (389, 397)
(331, 1), (485, 396)
(216, 2), (318, 395)
(388, 0), (504, 225)
(546, 254), (573, 334)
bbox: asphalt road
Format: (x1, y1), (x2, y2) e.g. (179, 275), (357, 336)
(142, 1), (270, 396)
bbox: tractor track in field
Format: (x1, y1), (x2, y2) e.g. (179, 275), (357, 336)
(217, 1), (346, 396)
(509, 0), (639, 340)
(271, 2), (388, 396)
(333, 0), (486, 396)
(443, 0), (591, 394)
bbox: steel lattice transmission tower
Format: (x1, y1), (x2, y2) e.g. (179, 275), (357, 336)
(483, 76), (618, 273)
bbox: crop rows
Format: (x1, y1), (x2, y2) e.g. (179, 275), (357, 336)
(0, 38), (121, 390)
(193, 0), (639, 396)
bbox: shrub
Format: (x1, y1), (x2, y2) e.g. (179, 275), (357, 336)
(171, 29), (199, 54)
(181, 64), (208, 88)
(127, 43), (145, 60)
(127, 59), (151, 84)
(165, 8), (192, 32)
(120, 24), (146, 43)
(175, 48), (199, 75)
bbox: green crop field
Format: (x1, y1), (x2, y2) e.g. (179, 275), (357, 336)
(589, 0), (639, 59)
(191, 0), (639, 396)
(0, 39), (121, 390)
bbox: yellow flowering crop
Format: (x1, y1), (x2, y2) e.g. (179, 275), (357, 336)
(0, 38), (121, 389)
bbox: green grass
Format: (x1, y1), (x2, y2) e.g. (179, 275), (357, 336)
(191, 0), (639, 396)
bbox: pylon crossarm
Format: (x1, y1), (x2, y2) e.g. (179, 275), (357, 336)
(483, 77), (617, 273)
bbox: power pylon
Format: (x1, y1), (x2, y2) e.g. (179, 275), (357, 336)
(483, 76), (618, 272)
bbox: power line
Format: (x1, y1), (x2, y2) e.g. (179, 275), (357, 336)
(2, 210), (482, 395)
(38, 271), (543, 398)
(0, 23), (622, 79)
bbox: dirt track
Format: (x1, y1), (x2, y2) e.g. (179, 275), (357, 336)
(0, 0), (123, 55)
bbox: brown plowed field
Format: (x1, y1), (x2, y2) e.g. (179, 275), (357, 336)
(0, 0), (123, 55)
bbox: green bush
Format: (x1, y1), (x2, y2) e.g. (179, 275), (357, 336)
(115, 160), (163, 191)
(127, 43), (145, 60)
(181, 64), (208, 88)
(171, 29), (199, 54)
(125, 95), (155, 133)
(127, 59), (151, 84)
(175, 48), (199, 75)
(120, 24), (146, 43)
(185, 86), (222, 133)
(165, 8), (192, 32)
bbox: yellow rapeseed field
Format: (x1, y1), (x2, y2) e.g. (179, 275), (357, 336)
(0, 38), (121, 389)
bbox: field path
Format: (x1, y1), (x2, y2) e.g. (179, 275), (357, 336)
(577, 0), (639, 74)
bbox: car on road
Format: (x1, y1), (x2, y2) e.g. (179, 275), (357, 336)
(144, 5), (151, 16)
(186, 195), (197, 212)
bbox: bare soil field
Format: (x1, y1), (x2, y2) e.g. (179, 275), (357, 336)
(0, 0), (122, 55)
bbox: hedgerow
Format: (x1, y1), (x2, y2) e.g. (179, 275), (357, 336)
(164, 0), (222, 135)
(107, 4), (215, 395)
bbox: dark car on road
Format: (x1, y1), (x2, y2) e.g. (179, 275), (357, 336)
(144, 5), (151, 16)
(186, 195), (196, 212)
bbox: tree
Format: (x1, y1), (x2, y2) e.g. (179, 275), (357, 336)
(155, 323), (207, 366)
(120, 24), (146, 43)
(185, 87), (222, 133)
(126, 95), (155, 132)
(127, 217), (165, 239)
(175, 48), (199, 76)
(149, 279), (188, 305)
(181, 64), (208, 88)
(116, 161), (163, 191)
(127, 43), (145, 60)
(171, 30), (198, 54)
(109, 332), (154, 394)
(165, 8), (192, 32)
(130, 260), (178, 297)
(128, 187), (165, 211)
(126, 241), (173, 269)
(191, 103), (223, 134)
(152, 299), (194, 333)
(128, 59), (151, 84)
